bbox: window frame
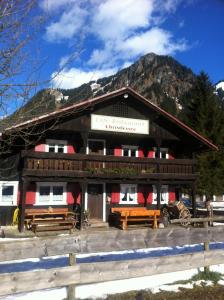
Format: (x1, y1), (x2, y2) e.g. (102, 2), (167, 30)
(36, 182), (67, 205)
(46, 139), (68, 153)
(121, 145), (138, 158)
(152, 185), (169, 204)
(0, 181), (18, 206)
(86, 139), (106, 155)
(153, 147), (169, 159)
(120, 184), (138, 204)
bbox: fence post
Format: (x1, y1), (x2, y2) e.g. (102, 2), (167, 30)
(203, 221), (210, 272)
(67, 253), (76, 300)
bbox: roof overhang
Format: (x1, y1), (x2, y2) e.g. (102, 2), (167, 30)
(3, 87), (218, 151)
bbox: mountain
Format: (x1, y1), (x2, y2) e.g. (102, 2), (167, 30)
(61, 53), (196, 111)
(1, 53), (196, 131)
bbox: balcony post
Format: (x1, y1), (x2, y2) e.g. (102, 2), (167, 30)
(79, 181), (87, 230)
(191, 183), (196, 217)
(156, 182), (161, 209)
(18, 179), (28, 232)
(81, 132), (89, 172)
(176, 186), (180, 201)
(155, 137), (161, 158)
(80, 132), (89, 154)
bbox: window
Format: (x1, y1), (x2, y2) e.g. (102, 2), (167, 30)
(154, 147), (168, 159)
(122, 145), (138, 157)
(52, 186), (64, 202)
(161, 185), (168, 203)
(0, 181), (18, 206)
(39, 186), (50, 203)
(152, 185), (168, 204)
(87, 139), (106, 155)
(46, 139), (67, 153)
(120, 184), (137, 204)
(36, 183), (66, 205)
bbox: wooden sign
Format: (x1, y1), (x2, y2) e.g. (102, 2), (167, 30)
(91, 114), (149, 135)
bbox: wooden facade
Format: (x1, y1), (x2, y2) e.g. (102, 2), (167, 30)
(0, 87), (217, 229)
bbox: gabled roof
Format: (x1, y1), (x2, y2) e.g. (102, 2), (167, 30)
(3, 86), (218, 150)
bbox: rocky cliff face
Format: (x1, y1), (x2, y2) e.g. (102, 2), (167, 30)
(1, 53), (196, 130)
(62, 53), (196, 111)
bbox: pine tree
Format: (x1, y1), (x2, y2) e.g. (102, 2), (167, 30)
(181, 72), (224, 145)
(180, 72), (224, 197)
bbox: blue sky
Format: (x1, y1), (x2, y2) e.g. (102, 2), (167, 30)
(36, 0), (224, 90)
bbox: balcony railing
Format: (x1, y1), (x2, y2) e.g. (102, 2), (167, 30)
(22, 151), (196, 178)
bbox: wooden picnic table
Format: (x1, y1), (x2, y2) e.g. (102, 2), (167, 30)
(111, 207), (160, 230)
(25, 208), (79, 233)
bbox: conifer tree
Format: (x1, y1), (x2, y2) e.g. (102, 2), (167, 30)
(181, 72), (224, 145)
(181, 72), (224, 197)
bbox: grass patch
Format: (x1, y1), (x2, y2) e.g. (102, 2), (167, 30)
(168, 269), (223, 286)
(191, 269), (223, 284)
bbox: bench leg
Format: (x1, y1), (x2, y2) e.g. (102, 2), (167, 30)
(24, 220), (28, 230)
(32, 224), (37, 234)
(121, 221), (125, 230)
(124, 214), (128, 230)
(121, 215), (128, 230)
(153, 214), (158, 229)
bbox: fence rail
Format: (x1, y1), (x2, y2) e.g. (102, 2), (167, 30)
(0, 226), (224, 298)
(0, 249), (224, 297)
(1, 226), (224, 262)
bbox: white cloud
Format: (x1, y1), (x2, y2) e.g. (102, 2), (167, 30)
(41, 0), (189, 88)
(158, 0), (182, 13)
(119, 28), (187, 57)
(93, 0), (154, 40)
(59, 56), (71, 69)
(87, 0), (187, 67)
(51, 67), (118, 89)
(39, 0), (77, 12)
(45, 4), (88, 42)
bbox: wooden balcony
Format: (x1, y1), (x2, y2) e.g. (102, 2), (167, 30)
(21, 151), (197, 182)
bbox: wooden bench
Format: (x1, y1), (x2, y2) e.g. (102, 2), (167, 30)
(25, 208), (78, 234)
(111, 207), (160, 230)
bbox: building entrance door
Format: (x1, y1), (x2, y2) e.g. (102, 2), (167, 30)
(87, 184), (103, 220)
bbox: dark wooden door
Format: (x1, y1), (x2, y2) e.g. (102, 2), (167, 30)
(87, 184), (103, 220)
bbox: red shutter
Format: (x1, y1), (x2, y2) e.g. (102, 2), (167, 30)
(67, 183), (80, 204)
(137, 185), (145, 204)
(169, 187), (176, 202)
(67, 145), (75, 154)
(145, 185), (153, 204)
(147, 149), (155, 158)
(114, 147), (122, 156)
(111, 184), (120, 204)
(168, 151), (175, 160)
(26, 183), (36, 205)
(138, 149), (144, 158)
(67, 183), (74, 204)
(35, 144), (45, 152)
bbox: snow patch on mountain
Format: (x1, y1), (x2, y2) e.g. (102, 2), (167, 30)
(216, 81), (224, 91)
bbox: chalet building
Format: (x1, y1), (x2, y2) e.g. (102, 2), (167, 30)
(0, 87), (217, 229)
